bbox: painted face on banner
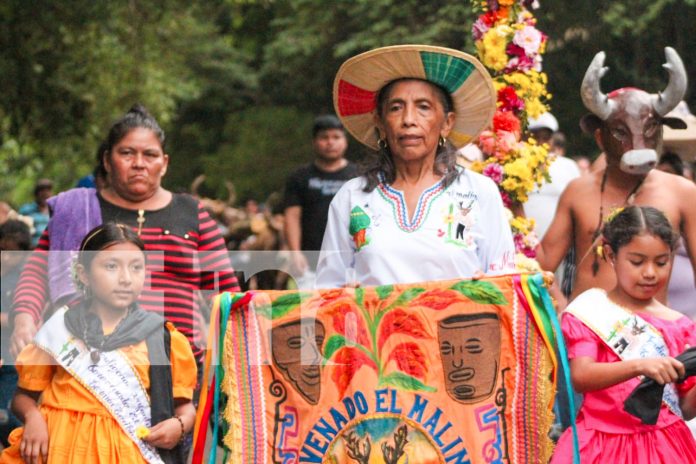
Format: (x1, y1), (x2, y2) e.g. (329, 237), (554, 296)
(272, 318), (326, 405)
(438, 313), (501, 404)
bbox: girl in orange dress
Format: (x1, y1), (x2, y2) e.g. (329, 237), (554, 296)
(1, 223), (197, 464)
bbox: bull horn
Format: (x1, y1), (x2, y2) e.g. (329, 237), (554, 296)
(580, 51), (615, 121)
(191, 174), (206, 197)
(652, 47), (687, 117)
(225, 181), (237, 206)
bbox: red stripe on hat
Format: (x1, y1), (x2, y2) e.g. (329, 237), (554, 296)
(337, 79), (376, 116)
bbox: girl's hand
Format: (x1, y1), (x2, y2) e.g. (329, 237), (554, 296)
(142, 418), (183, 450)
(20, 410), (49, 464)
(637, 357), (685, 385)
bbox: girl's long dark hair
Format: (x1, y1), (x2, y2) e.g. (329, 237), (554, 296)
(602, 206), (679, 253)
(361, 78), (460, 192)
(78, 222), (145, 269)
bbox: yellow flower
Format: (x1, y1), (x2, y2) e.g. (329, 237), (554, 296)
(499, 0), (515, 5)
(135, 425), (150, 439)
(515, 254), (542, 272)
(606, 207), (625, 223)
(504, 159), (532, 179)
(481, 28), (510, 72)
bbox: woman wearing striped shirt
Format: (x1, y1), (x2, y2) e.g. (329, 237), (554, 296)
(9, 105), (240, 363)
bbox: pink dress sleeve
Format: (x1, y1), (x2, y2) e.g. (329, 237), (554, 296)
(561, 312), (602, 361)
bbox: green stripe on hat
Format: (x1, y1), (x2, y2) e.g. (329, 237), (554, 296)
(420, 51), (474, 95)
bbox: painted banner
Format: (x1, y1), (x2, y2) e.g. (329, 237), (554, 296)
(194, 273), (561, 464)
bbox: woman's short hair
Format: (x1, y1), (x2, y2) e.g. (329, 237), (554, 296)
(312, 114), (344, 138)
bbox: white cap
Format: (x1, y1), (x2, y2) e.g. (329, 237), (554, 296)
(528, 112), (559, 132)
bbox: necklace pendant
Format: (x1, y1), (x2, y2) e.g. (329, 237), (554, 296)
(90, 350), (100, 364)
(136, 209), (146, 235)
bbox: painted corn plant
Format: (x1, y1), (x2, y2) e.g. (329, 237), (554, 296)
(320, 281), (508, 398)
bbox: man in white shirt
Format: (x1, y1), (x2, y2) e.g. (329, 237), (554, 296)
(524, 113), (581, 240)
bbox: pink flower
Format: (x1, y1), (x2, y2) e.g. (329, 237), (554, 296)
(505, 55), (535, 73)
(505, 44), (535, 72)
(500, 191), (512, 208)
(497, 130), (518, 153)
(522, 245), (537, 258)
(478, 130), (497, 156)
(483, 163), (504, 184)
(472, 18), (489, 41)
(513, 25), (543, 56)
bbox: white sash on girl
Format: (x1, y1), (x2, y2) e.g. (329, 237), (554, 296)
(565, 289), (682, 418)
(33, 306), (164, 464)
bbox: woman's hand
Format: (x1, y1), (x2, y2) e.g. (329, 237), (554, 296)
(142, 418), (183, 450)
(20, 410), (49, 464)
(11, 313), (37, 357)
(637, 357), (685, 385)
(471, 270), (486, 280)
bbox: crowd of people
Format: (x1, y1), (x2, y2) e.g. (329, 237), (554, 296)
(0, 42), (695, 463)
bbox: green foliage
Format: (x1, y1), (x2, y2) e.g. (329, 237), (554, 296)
(450, 281), (508, 305)
(203, 106), (313, 201)
(381, 371), (436, 392)
(2, 0), (694, 205)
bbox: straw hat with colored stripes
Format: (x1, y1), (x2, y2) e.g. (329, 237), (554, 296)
(334, 44), (496, 151)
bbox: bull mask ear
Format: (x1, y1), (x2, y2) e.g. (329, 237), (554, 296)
(580, 114), (603, 134)
(661, 116), (687, 130)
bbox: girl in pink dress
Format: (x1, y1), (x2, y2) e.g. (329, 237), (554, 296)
(552, 206), (696, 464)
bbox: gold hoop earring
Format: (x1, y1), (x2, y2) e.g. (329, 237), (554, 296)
(377, 138), (388, 150)
(438, 136), (446, 148)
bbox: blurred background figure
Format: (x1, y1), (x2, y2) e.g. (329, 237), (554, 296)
(663, 101), (696, 168)
(656, 151), (684, 176)
(524, 112), (581, 240)
(283, 114), (357, 286)
(658, 104), (696, 319)
(0, 220), (32, 447)
(18, 179), (53, 248)
(455, 143), (483, 169)
(574, 155), (592, 176)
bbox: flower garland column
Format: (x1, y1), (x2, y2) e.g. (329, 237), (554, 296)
(470, 0), (553, 269)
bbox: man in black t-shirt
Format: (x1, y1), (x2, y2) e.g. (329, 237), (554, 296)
(284, 115), (358, 277)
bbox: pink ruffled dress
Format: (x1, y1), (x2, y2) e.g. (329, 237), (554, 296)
(551, 311), (696, 464)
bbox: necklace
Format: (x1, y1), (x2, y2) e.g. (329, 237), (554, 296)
(82, 306), (132, 364)
(136, 209), (145, 235)
(590, 168), (645, 275)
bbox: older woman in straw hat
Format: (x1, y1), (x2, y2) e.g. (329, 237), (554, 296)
(316, 45), (515, 287)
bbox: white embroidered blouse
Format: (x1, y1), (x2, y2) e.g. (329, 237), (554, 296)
(316, 168), (515, 288)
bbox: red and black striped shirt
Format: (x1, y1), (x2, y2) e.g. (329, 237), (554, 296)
(12, 193), (240, 361)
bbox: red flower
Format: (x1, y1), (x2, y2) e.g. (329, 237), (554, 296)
(497, 86), (525, 113)
(481, 9), (508, 26)
(493, 110), (521, 135)
(506, 43), (527, 58)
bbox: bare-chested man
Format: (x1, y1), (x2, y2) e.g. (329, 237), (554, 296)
(537, 47), (696, 303)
